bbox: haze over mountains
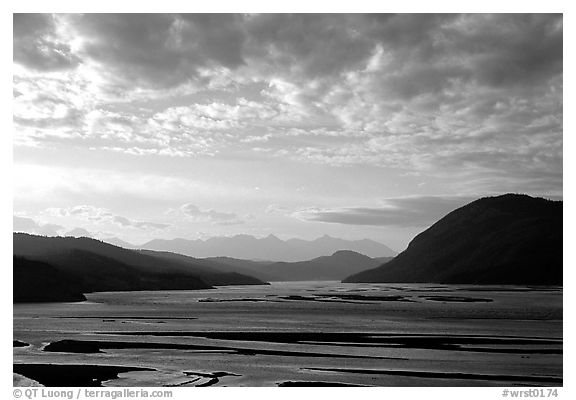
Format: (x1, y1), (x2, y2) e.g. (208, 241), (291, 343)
(105, 234), (397, 262)
(13, 194), (563, 303)
(13, 233), (268, 302)
(344, 194), (562, 285)
(263, 251), (392, 282)
(13, 233), (392, 302)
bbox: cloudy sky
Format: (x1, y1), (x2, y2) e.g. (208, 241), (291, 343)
(13, 13), (563, 250)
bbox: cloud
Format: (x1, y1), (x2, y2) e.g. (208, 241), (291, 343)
(245, 14), (377, 80)
(112, 216), (170, 230)
(13, 14), (562, 93)
(13, 164), (253, 210)
(13, 14), (80, 71)
(13, 14), (562, 197)
(152, 104), (243, 131)
(46, 205), (113, 221)
(265, 204), (292, 215)
(63, 14), (247, 89)
(45, 205), (170, 230)
(13, 215), (64, 236)
(151, 97), (292, 134)
(293, 196), (477, 227)
(452, 14), (562, 87)
(13, 92), (82, 128)
(174, 203), (244, 225)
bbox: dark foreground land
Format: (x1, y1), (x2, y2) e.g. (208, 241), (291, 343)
(345, 194), (562, 285)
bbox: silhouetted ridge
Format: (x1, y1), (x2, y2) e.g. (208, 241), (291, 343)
(13, 256), (86, 302)
(13, 233), (269, 303)
(344, 194), (562, 285)
(135, 249), (271, 286)
(263, 250), (392, 281)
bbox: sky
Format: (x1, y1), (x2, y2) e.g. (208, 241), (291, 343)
(12, 13), (563, 251)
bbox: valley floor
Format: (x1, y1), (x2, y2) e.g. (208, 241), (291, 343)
(13, 281), (562, 387)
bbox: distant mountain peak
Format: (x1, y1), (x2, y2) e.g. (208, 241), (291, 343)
(102, 237), (138, 249)
(264, 249), (387, 282)
(64, 228), (93, 238)
(137, 233), (396, 261)
(331, 250), (365, 257)
(263, 234), (281, 241)
(13, 233), (269, 303)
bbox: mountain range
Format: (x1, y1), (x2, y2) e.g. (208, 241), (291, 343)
(13, 234), (389, 302)
(344, 194), (562, 285)
(106, 234), (397, 261)
(262, 251), (392, 281)
(13, 193), (562, 302)
(13, 233), (268, 302)
(200, 251), (393, 282)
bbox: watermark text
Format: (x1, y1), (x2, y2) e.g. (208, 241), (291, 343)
(13, 388), (173, 400)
